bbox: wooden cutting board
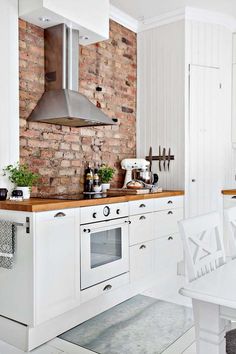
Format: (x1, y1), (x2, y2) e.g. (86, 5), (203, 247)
(107, 188), (150, 195)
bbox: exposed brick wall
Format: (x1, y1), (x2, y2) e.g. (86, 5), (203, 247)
(19, 19), (136, 195)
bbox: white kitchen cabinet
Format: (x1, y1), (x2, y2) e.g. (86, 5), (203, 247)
(0, 211), (34, 326)
(35, 208), (80, 324)
(154, 208), (183, 238)
(129, 199), (154, 215)
(130, 240), (155, 283)
(129, 212), (154, 245)
(155, 234), (183, 290)
(154, 196), (183, 211)
(19, 0), (109, 45)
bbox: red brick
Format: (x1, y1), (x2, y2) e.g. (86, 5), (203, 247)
(19, 19), (136, 195)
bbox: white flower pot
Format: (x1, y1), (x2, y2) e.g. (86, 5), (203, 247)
(16, 186), (31, 200)
(101, 183), (110, 192)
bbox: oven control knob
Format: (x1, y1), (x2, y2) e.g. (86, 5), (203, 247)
(103, 206), (110, 217)
(116, 209), (120, 215)
(93, 212), (97, 219)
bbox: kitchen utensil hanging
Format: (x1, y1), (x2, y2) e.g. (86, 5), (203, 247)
(146, 145), (175, 172)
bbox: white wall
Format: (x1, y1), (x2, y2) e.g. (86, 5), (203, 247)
(0, 0), (19, 190)
(137, 21), (185, 190)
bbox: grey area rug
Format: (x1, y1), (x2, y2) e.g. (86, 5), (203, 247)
(59, 294), (193, 354)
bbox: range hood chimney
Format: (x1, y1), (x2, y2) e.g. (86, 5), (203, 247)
(28, 24), (116, 127)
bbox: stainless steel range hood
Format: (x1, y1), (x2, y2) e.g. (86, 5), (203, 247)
(28, 24), (115, 127)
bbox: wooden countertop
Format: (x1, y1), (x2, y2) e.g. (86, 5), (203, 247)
(222, 190), (236, 195)
(0, 190), (184, 212)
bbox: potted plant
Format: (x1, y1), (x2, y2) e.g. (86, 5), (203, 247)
(98, 165), (115, 192)
(3, 163), (39, 199)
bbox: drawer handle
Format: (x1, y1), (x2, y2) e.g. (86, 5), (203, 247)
(168, 211), (173, 215)
(139, 216), (146, 220)
(103, 284), (112, 291)
(139, 204), (146, 208)
(54, 212), (66, 218)
(168, 236), (173, 241)
(167, 200), (173, 204)
(83, 228), (91, 233)
(125, 220), (131, 224)
(232, 196), (236, 199)
(140, 244), (146, 250)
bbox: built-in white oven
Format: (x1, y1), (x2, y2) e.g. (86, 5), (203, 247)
(80, 203), (129, 290)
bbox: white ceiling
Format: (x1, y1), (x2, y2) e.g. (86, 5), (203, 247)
(110, 0), (236, 21)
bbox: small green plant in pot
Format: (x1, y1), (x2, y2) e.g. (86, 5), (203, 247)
(98, 165), (115, 192)
(3, 163), (39, 199)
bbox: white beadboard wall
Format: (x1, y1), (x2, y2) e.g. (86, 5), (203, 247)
(0, 0), (19, 190)
(137, 21), (185, 190)
(137, 17), (235, 197)
(185, 20), (234, 204)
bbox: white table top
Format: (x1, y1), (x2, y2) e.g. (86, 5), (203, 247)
(180, 259), (236, 308)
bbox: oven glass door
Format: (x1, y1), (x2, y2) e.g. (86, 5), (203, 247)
(81, 218), (129, 290)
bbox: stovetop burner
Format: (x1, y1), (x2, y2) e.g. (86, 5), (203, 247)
(37, 193), (120, 201)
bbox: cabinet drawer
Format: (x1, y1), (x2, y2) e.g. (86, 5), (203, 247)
(129, 213), (154, 245)
(223, 195), (236, 209)
(130, 240), (154, 283)
(80, 273), (129, 304)
(129, 199), (154, 215)
(154, 208), (183, 238)
(154, 196), (183, 211)
(36, 208), (76, 222)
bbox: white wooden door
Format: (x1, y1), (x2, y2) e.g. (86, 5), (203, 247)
(188, 65), (223, 217)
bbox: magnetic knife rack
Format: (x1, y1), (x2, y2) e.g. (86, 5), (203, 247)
(146, 146), (175, 171)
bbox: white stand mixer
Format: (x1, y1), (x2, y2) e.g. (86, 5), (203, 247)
(121, 159), (150, 188)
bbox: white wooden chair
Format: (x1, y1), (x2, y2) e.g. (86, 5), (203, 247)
(178, 212), (226, 282)
(224, 206), (236, 260)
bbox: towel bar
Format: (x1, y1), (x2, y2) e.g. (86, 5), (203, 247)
(11, 217), (30, 234)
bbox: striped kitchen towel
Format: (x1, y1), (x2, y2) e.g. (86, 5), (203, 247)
(0, 221), (15, 269)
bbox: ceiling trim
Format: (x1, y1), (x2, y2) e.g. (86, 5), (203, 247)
(138, 8), (185, 32)
(185, 7), (236, 32)
(109, 5), (139, 33)
(110, 4), (236, 34)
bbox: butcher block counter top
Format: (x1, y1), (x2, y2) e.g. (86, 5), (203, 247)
(222, 190), (236, 195)
(0, 190), (184, 212)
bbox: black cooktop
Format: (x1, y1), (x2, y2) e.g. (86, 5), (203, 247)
(39, 193), (120, 200)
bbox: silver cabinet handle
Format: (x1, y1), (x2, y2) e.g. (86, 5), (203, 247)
(139, 204), (146, 208)
(167, 200), (173, 204)
(139, 244), (146, 250)
(168, 211), (173, 215)
(103, 284), (112, 291)
(139, 216), (146, 220)
(168, 236), (173, 241)
(54, 212), (66, 218)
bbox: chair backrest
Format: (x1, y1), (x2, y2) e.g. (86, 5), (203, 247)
(224, 207), (236, 260)
(178, 212), (226, 282)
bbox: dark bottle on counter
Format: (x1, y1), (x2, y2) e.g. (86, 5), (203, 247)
(84, 164), (94, 193)
(93, 168), (100, 187)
